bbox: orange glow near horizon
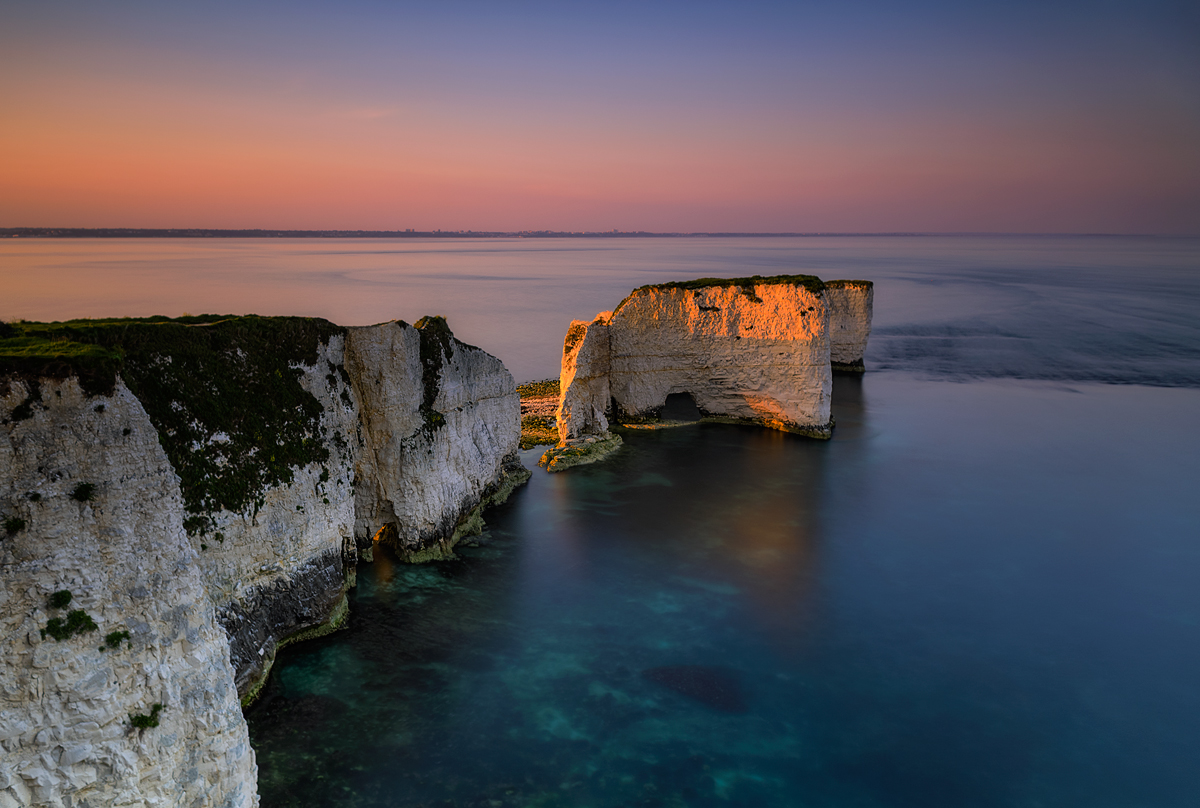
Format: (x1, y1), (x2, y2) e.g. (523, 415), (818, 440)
(2, 3), (1197, 233)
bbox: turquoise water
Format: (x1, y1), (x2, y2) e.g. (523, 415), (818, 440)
(5, 235), (1198, 805)
(247, 374), (1200, 807)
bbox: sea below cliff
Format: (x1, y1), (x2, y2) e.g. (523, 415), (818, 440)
(4, 235), (1199, 807)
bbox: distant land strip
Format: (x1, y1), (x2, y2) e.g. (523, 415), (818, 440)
(0, 228), (1155, 239)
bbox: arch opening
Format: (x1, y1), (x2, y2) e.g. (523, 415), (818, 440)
(660, 392), (701, 422)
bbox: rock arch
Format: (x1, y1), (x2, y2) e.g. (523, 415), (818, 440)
(556, 275), (872, 443)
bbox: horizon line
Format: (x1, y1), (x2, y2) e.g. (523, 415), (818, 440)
(2, 227), (1195, 239)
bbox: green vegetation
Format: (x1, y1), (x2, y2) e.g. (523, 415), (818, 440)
(518, 379), (560, 448)
(48, 589), (73, 609)
(2, 315), (346, 530)
(614, 274), (827, 313)
(562, 321), (588, 355)
(70, 483), (96, 502)
(3, 516), (25, 535)
(101, 630), (131, 651)
(130, 703), (164, 730)
(538, 434), (623, 472)
(413, 316), (453, 434)
(823, 279), (873, 289)
(520, 414), (558, 449)
(41, 609), (98, 641)
(0, 335), (123, 400)
(516, 378), (559, 398)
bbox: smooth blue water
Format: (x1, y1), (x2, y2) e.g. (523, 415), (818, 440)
(5, 236), (1198, 805)
(247, 375), (1200, 807)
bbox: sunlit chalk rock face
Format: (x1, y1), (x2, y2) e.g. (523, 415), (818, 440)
(825, 280), (874, 372)
(0, 379), (257, 808)
(608, 281), (832, 435)
(555, 276), (873, 444)
(556, 313), (612, 443)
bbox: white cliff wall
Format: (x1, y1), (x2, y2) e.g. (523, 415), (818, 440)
(556, 314), (612, 442)
(0, 379), (255, 808)
(200, 335), (360, 700)
(0, 316), (529, 806)
(825, 281), (874, 370)
(606, 282), (832, 435)
(345, 320), (525, 561)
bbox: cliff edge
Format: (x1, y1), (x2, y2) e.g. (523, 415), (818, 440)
(0, 314), (525, 807)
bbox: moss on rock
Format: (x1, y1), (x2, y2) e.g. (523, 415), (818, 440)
(2, 315), (346, 527)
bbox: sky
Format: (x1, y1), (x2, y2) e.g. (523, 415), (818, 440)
(1, 0), (1198, 234)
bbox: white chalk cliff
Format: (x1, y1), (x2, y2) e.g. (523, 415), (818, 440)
(556, 276), (872, 444)
(0, 316), (525, 808)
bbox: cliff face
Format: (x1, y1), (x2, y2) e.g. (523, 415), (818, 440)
(554, 276), (873, 446)
(0, 379), (256, 808)
(824, 281), (874, 371)
(199, 334), (359, 701)
(346, 319), (525, 562)
(609, 282), (833, 435)
(0, 315), (525, 807)
(556, 313), (612, 442)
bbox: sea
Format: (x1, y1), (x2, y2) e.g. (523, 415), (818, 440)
(3, 236), (1199, 807)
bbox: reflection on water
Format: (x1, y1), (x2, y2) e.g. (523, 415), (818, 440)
(3, 235), (1197, 384)
(9, 235), (1196, 803)
(247, 374), (1200, 808)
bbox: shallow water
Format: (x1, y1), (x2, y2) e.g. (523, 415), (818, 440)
(6, 235), (1198, 805)
(246, 374), (1200, 807)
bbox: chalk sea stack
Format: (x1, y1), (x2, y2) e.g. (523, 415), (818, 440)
(543, 275), (872, 470)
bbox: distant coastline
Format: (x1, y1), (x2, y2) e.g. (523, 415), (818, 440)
(0, 228), (1162, 239)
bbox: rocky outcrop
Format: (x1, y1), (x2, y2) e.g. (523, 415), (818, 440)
(1, 314), (525, 807)
(824, 280), (874, 372)
(555, 276), (873, 446)
(0, 378), (257, 808)
(346, 317), (526, 562)
(556, 314), (612, 443)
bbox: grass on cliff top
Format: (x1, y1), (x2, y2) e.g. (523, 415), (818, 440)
(823, 279), (874, 289)
(517, 379), (559, 399)
(615, 274), (827, 312)
(2, 315), (346, 528)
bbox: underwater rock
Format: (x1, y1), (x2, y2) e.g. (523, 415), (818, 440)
(642, 665), (748, 713)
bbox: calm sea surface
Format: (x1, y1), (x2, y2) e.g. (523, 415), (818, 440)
(4, 237), (1199, 806)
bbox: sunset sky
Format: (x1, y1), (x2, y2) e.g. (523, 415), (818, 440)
(2, 1), (1198, 233)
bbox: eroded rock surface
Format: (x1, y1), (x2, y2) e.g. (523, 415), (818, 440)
(825, 280), (874, 372)
(555, 276), (873, 445)
(0, 379), (257, 808)
(346, 318), (525, 562)
(1, 315), (526, 807)
(556, 313), (612, 442)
